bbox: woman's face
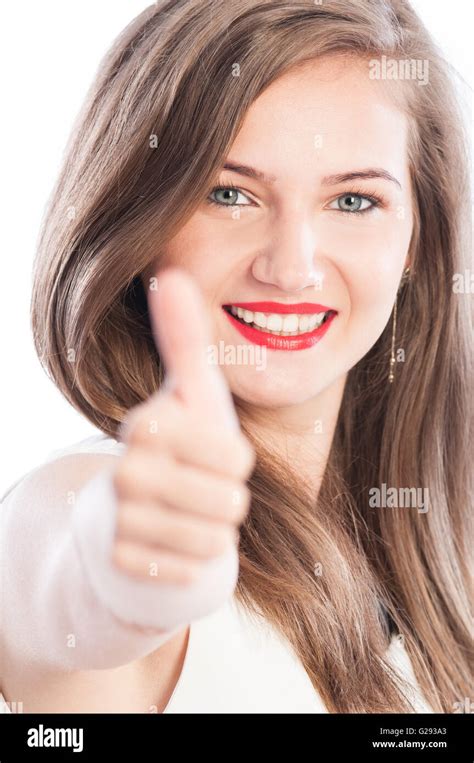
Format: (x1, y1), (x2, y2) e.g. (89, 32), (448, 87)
(151, 56), (413, 409)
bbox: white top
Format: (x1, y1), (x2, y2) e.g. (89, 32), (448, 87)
(0, 433), (433, 714)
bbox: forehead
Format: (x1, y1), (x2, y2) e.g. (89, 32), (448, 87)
(228, 55), (410, 184)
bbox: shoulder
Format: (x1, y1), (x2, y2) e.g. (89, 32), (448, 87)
(0, 434), (125, 508)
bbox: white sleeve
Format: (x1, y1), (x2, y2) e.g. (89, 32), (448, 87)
(1, 454), (239, 672)
(71, 466), (240, 632)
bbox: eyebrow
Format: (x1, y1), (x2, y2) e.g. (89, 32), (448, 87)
(223, 161), (277, 184)
(321, 169), (402, 189)
(222, 162), (402, 189)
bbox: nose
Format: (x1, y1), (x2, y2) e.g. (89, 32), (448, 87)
(251, 211), (325, 292)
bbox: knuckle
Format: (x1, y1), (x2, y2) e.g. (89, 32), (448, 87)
(205, 527), (235, 557)
(179, 562), (202, 585)
(114, 499), (145, 538)
(152, 460), (174, 496)
(112, 458), (136, 499)
(111, 540), (130, 572)
(120, 405), (148, 446)
(114, 501), (129, 537)
(113, 452), (172, 501)
(233, 435), (256, 478)
(227, 483), (252, 521)
(216, 433), (255, 480)
(121, 399), (168, 449)
(154, 514), (196, 556)
(163, 521), (187, 551)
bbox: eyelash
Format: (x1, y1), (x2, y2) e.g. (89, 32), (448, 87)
(206, 181), (252, 209)
(332, 186), (386, 216)
(206, 181), (386, 216)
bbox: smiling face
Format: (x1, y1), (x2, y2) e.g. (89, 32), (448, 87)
(150, 55), (414, 410)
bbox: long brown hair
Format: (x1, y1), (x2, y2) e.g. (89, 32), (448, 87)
(31, 0), (472, 712)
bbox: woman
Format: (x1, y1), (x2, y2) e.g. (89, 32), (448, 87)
(0, 0), (471, 713)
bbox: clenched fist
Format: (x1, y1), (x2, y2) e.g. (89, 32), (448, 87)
(111, 269), (256, 586)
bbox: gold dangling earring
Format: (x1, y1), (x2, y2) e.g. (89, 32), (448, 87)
(388, 266), (410, 384)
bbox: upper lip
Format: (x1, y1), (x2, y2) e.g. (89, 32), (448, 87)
(224, 301), (335, 315)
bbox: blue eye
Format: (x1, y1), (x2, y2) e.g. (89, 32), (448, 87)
(329, 193), (378, 214)
(207, 185), (384, 214)
(207, 184), (252, 207)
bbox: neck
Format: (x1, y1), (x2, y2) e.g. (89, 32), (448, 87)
(237, 375), (347, 496)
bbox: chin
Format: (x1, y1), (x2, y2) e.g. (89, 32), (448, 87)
(226, 371), (325, 410)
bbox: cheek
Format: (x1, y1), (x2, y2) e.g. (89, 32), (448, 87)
(159, 221), (234, 299)
(323, 215), (412, 371)
(328, 213), (411, 314)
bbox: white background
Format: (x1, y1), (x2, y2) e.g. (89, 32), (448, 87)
(0, 1), (471, 494)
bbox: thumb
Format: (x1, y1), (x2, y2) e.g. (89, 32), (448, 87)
(147, 267), (239, 433)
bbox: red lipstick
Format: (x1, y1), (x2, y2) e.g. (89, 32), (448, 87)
(222, 302), (337, 351)
(230, 301), (332, 314)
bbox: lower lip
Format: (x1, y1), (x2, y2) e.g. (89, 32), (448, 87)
(223, 310), (337, 350)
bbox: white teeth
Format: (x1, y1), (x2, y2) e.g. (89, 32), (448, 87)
(282, 314), (299, 332)
(266, 314), (283, 331)
(308, 313), (326, 330)
(227, 306), (332, 336)
(254, 312), (267, 328)
(299, 315), (310, 332)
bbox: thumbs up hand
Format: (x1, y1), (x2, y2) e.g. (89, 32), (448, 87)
(111, 269), (255, 586)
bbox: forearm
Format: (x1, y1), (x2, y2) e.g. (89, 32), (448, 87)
(0, 464), (238, 671)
